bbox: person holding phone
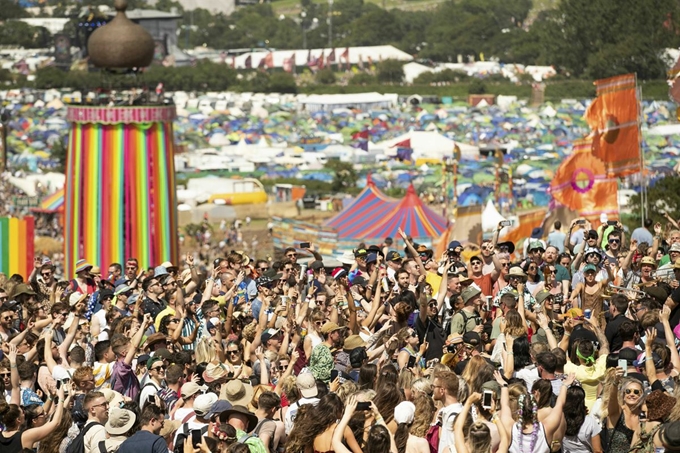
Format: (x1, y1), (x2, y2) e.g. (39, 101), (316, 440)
(139, 357), (165, 411)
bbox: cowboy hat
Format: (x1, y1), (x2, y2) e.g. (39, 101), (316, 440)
(218, 405), (258, 431)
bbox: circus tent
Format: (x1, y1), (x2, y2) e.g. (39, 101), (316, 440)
(325, 175), (396, 239)
(361, 184), (448, 240)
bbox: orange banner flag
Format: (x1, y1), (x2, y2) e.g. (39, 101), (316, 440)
(502, 208), (548, 247)
(549, 137), (619, 215)
(584, 74), (640, 177)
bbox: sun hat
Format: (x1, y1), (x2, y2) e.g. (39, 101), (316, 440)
(220, 379), (254, 406)
(535, 290), (552, 305)
(507, 267), (528, 280)
(394, 401), (415, 424)
(159, 419), (181, 438)
(338, 251), (356, 265)
(296, 372), (318, 398)
(640, 256), (657, 268)
(160, 261), (177, 271)
(101, 388), (125, 409)
(153, 266), (169, 279)
(75, 259), (92, 274)
(203, 362), (229, 383)
(218, 405), (258, 431)
(105, 408), (136, 435)
(194, 392), (219, 417)
(461, 285), (482, 304)
(343, 335), (366, 351)
(13, 283), (36, 298)
(528, 241), (545, 252)
(69, 292), (87, 307)
(114, 283), (132, 296)
(90, 266), (101, 276)
(145, 333), (168, 349)
(530, 228), (543, 239)
(320, 322), (344, 334)
(496, 241), (515, 254)
(669, 243), (680, 253)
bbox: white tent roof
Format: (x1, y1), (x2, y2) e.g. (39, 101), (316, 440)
(376, 131), (479, 160)
(482, 200), (506, 232)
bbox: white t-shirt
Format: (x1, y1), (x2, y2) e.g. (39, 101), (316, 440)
(515, 366), (539, 392)
(284, 396), (319, 434)
(562, 414), (602, 453)
(94, 309), (109, 342)
(139, 380), (161, 410)
(438, 402), (463, 453)
(173, 407), (196, 423)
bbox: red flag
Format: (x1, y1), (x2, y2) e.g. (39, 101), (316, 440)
(328, 48), (335, 63)
(391, 138), (411, 148)
(352, 130), (369, 140)
(263, 52), (274, 69)
(283, 53), (295, 73)
(340, 47), (350, 70)
(244, 55), (252, 69)
(584, 73), (640, 177)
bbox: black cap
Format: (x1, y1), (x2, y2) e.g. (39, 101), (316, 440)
(463, 332), (483, 352)
(99, 289), (114, 300)
(587, 229), (598, 239)
(310, 260), (325, 271)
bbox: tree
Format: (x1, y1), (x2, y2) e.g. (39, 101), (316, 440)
(268, 72), (297, 93)
(376, 59), (404, 84)
(468, 79), (486, 94)
(628, 176), (680, 227)
(324, 160), (357, 192)
(0, 22), (48, 48)
(315, 68), (336, 85)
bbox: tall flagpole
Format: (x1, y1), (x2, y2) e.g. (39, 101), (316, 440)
(635, 73), (646, 226)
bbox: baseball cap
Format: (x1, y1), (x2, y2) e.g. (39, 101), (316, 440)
(354, 248), (368, 258)
(206, 400), (232, 420)
(194, 392), (219, 417)
(261, 328), (280, 344)
(296, 372), (318, 398)
(394, 401), (415, 424)
(463, 332), (483, 351)
(310, 260), (325, 271)
(469, 253), (482, 264)
(386, 251), (402, 262)
(181, 381), (207, 398)
(447, 241), (462, 251)
(365, 253), (378, 264)
(583, 264), (598, 273)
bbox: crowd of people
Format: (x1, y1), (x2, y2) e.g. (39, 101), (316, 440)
(1, 213), (680, 453)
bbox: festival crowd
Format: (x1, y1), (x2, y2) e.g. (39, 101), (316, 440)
(1, 213), (680, 453)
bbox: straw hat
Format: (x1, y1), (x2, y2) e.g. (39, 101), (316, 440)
(220, 379), (254, 407)
(507, 267), (527, 280)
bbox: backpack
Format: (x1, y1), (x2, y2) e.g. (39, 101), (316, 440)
(65, 421), (102, 453)
(447, 309), (480, 335)
(173, 423), (208, 453)
(238, 419), (276, 452)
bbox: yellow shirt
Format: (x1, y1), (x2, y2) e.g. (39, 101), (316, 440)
(425, 271), (442, 294)
(564, 354), (607, 410)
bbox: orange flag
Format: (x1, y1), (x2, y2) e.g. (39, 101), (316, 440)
(584, 74), (640, 177)
(549, 136), (619, 215)
(502, 208), (548, 247)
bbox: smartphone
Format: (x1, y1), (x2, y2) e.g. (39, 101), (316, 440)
(191, 429), (203, 448)
(299, 242), (310, 248)
(482, 390), (493, 409)
(147, 395), (155, 406)
(331, 369), (340, 381)
(407, 355), (417, 369)
(607, 220), (618, 226)
(356, 402), (371, 411)
(618, 359), (628, 376)
(484, 296), (492, 312)
(56, 380), (62, 390)
(500, 220), (512, 227)
(577, 220), (586, 225)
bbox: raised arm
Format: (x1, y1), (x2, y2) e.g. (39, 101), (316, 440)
(495, 370), (515, 437)
(126, 313), (152, 366)
(644, 328), (659, 386)
(332, 396), (358, 453)
(8, 344), (20, 405)
(454, 393), (479, 453)
(586, 316), (609, 356)
(543, 373), (575, 438)
(664, 212), (680, 229)
(184, 253), (201, 295)
(399, 228), (427, 277)
(536, 313), (558, 350)
(22, 384), (66, 448)
(659, 306), (680, 371)
(647, 223), (662, 258)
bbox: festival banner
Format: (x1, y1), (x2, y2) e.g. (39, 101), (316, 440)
(501, 208), (548, 248)
(584, 74), (640, 177)
(0, 216), (34, 278)
(549, 137), (619, 215)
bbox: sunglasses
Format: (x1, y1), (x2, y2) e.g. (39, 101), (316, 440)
(0, 373), (9, 378)
(500, 263), (510, 267)
(278, 365), (288, 371)
(41, 273), (52, 277)
(625, 388), (641, 395)
(609, 239), (620, 244)
(428, 303), (437, 309)
(409, 331), (418, 337)
(259, 267), (269, 271)
(286, 253), (297, 257)
(227, 350), (239, 354)
(152, 365), (166, 372)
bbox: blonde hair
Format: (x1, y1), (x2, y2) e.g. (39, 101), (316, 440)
(195, 337), (217, 364)
(411, 378), (433, 398)
(410, 395), (436, 437)
(336, 381), (359, 403)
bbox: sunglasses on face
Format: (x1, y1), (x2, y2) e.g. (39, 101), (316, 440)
(259, 267), (269, 271)
(41, 272), (52, 277)
(625, 388), (641, 395)
(1, 315), (11, 320)
(152, 366), (166, 372)
(0, 373), (9, 378)
(227, 350), (239, 354)
(287, 253), (297, 257)
(500, 262), (510, 267)
(278, 364), (288, 371)
(428, 303), (437, 309)
(609, 239), (620, 244)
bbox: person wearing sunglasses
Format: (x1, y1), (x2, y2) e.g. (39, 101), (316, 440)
(140, 357), (165, 410)
(603, 376), (646, 453)
(603, 229), (624, 266)
(0, 303), (18, 342)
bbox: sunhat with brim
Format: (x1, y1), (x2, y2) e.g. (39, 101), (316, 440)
(75, 259), (92, 274)
(535, 290), (553, 305)
(338, 251), (356, 265)
(584, 247), (603, 259)
(203, 362), (229, 383)
(180, 269), (193, 285)
(220, 379), (254, 407)
(69, 292), (87, 307)
(496, 241), (515, 254)
(105, 408), (136, 436)
(101, 388), (125, 409)
(114, 283), (132, 296)
(640, 256), (658, 268)
(13, 283), (36, 298)
(154, 266), (169, 279)
(507, 267), (528, 280)
(159, 419), (181, 438)
(218, 405), (258, 431)
(90, 266), (102, 276)
(646, 389), (677, 421)
(160, 261), (177, 272)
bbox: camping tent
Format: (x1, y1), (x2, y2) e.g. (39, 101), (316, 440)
(376, 131), (479, 160)
(325, 174), (396, 239)
(360, 184), (448, 240)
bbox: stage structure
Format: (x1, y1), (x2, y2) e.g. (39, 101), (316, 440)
(64, 0), (179, 276)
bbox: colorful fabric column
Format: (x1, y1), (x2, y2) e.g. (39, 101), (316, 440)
(64, 106), (179, 278)
(0, 216), (34, 277)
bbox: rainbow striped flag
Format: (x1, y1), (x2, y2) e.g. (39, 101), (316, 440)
(0, 217), (34, 277)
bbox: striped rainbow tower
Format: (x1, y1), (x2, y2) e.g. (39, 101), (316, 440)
(63, 105), (179, 277)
